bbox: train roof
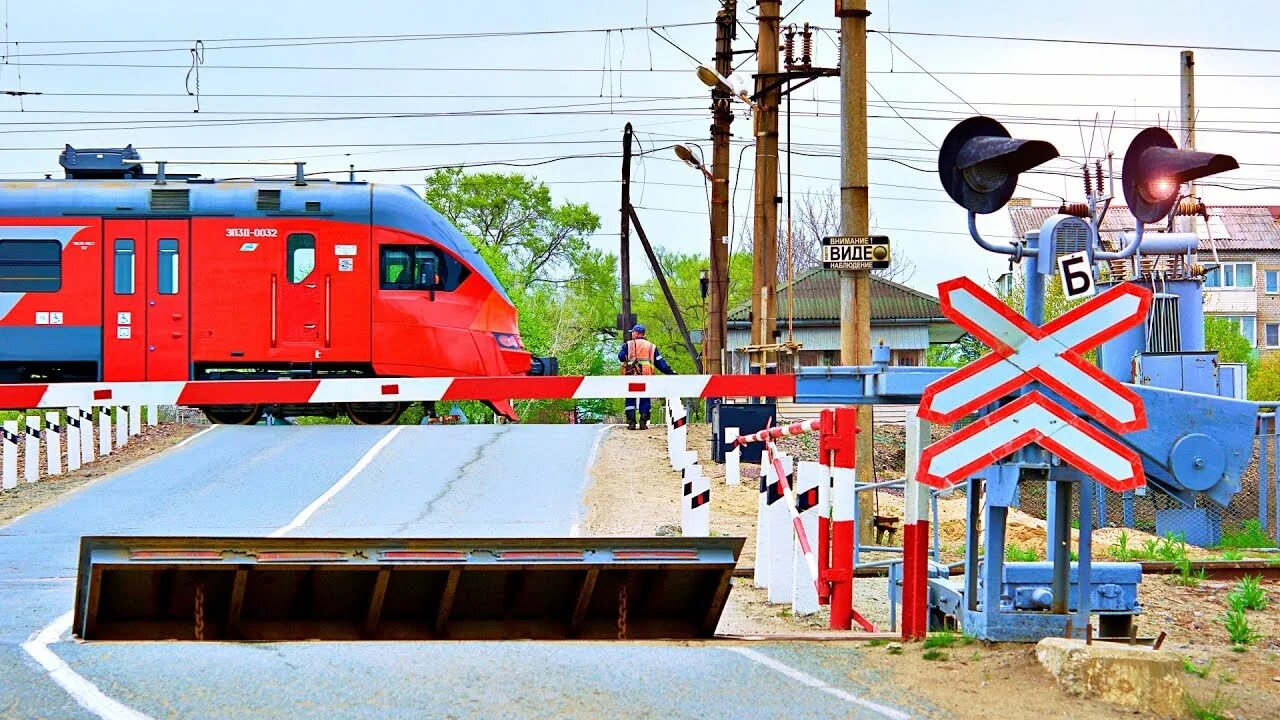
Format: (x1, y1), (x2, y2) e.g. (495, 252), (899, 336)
(0, 174), (509, 303)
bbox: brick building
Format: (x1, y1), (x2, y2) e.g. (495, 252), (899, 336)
(1009, 204), (1280, 354)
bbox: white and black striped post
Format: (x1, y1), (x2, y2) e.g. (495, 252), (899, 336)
(765, 452), (795, 605)
(129, 405), (142, 436)
(666, 397), (688, 469)
(681, 463), (711, 537)
(98, 408), (112, 457)
(23, 416), (40, 484)
(754, 442), (773, 589)
(724, 426), (740, 486)
(80, 408), (95, 465)
(792, 461), (828, 616)
(2, 419), (17, 490)
(65, 407), (81, 473)
(44, 411), (61, 476)
(115, 407), (128, 447)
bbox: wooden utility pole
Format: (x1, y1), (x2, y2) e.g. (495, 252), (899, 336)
(706, 0), (736, 375)
(751, 0), (781, 373)
(837, 0), (876, 542)
(620, 123), (634, 337)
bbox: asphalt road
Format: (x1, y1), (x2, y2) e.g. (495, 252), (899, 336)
(0, 424), (926, 719)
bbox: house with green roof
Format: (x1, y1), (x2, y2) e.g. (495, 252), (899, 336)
(725, 267), (963, 373)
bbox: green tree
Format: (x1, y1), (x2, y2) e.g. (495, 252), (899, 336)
(1205, 315), (1257, 372)
(1250, 352), (1280, 402)
(927, 334), (985, 368)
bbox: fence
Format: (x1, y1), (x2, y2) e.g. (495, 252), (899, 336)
(1, 405), (161, 490)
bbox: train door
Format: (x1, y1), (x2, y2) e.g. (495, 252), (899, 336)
(276, 232), (323, 352)
(102, 220), (146, 380)
(145, 220), (190, 380)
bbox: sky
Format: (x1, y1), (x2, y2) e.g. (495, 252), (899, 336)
(1, 0), (1279, 296)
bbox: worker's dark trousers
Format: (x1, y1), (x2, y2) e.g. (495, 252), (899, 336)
(625, 397), (652, 426)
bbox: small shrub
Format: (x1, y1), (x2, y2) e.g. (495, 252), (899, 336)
(1183, 690), (1231, 720)
(922, 630), (957, 649)
(921, 648), (947, 661)
(887, 645), (903, 655)
(1218, 549), (1245, 561)
(1005, 545), (1039, 562)
(1172, 557), (1205, 588)
(1226, 576), (1267, 612)
(1218, 519), (1276, 550)
(1223, 609), (1260, 647)
(1108, 530), (1135, 561)
(1181, 657), (1213, 678)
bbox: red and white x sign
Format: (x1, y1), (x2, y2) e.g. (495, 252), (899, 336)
(918, 277), (1152, 434)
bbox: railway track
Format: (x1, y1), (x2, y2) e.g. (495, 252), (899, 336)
(732, 558), (1280, 581)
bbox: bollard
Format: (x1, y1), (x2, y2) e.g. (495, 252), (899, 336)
(24, 416), (40, 484)
(45, 411), (62, 476)
(2, 419), (17, 490)
(902, 410), (933, 642)
(754, 443), (772, 589)
(681, 463), (711, 538)
(80, 408), (95, 465)
(724, 427), (740, 486)
(792, 461), (827, 616)
(666, 397), (688, 469)
(765, 452), (795, 605)
(99, 409), (112, 457)
(66, 407), (81, 473)
(116, 407), (128, 448)
(147, 404), (159, 427)
(129, 405), (142, 436)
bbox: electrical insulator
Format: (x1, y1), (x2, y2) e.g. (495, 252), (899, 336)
(1058, 202), (1089, 218)
(784, 25), (796, 68)
(801, 23), (813, 67)
(1082, 164), (1093, 197)
(1175, 197), (1206, 216)
(1095, 160), (1104, 196)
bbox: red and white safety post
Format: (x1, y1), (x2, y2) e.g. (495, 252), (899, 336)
(901, 409), (932, 641)
(681, 462), (711, 537)
(819, 407), (873, 631)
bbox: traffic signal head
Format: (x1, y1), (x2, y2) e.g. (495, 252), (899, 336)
(1122, 126), (1238, 224)
(939, 116), (1059, 214)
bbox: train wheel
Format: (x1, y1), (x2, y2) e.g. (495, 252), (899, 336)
(345, 403), (404, 425)
(202, 406), (264, 425)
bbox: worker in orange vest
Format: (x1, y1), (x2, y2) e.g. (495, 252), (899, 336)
(618, 323), (676, 430)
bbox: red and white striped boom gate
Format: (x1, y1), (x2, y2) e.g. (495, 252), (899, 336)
(0, 374), (799, 410)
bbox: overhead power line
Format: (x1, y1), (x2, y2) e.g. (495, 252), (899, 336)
(869, 28), (1280, 55)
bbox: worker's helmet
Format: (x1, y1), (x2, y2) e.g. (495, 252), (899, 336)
(630, 323), (646, 335)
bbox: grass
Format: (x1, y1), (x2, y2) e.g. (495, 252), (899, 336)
(1218, 549), (1245, 561)
(921, 630), (973, 650)
(1005, 545), (1039, 562)
(1183, 690), (1232, 720)
(886, 645), (903, 656)
(866, 639), (888, 647)
(1227, 575), (1267, 612)
(1172, 556), (1206, 588)
(1223, 609), (1260, 647)
(921, 649), (947, 661)
(1217, 519), (1276, 550)
(1182, 657), (1214, 679)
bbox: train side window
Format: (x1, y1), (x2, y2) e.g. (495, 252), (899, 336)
(157, 239), (179, 295)
(287, 233), (316, 284)
(0, 239), (61, 292)
(379, 245), (469, 291)
(113, 239), (135, 294)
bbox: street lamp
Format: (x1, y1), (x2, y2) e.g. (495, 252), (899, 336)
(695, 64), (755, 109)
(674, 144), (713, 181)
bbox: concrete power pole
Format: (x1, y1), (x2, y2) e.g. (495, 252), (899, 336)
(620, 123), (634, 338)
(1181, 50), (1196, 198)
(751, 0), (781, 373)
(837, 0), (875, 541)
(707, 0), (736, 375)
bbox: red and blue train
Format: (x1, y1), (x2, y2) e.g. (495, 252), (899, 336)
(0, 145), (554, 424)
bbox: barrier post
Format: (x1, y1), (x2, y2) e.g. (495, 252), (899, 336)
(129, 405), (142, 436)
(724, 427), (740, 486)
(79, 407), (94, 461)
(666, 397), (688, 469)
(792, 461), (825, 615)
(115, 407), (128, 448)
(99, 408), (112, 457)
(902, 409), (932, 641)
(146, 404), (159, 427)
(681, 463), (710, 537)
(66, 407), (81, 472)
(2, 419), (17, 489)
(754, 443), (772, 589)
(45, 411), (62, 476)
(23, 416), (40, 483)
(765, 452), (795, 605)
(821, 407), (858, 630)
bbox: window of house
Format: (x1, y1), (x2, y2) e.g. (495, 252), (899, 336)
(287, 233), (316, 284)
(157, 239), (179, 295)
(0, 239), (61, 292)
(1219, 314), (1258, 346)
(1266, 270), (1279, 294)
(113, 239), (135, 294)
(1204, 262), (1254, 289)
(1267, 323), (1280, 349)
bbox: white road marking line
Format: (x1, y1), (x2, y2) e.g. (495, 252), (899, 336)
(170, 423), (219, 451)
(727, 647), (912, 720)
(570, 424), (612, 538)
(270, 425), (405, 537)
(21, 612), (152, 720)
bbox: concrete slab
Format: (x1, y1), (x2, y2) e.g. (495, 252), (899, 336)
(1035, 637), (1184, 717)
